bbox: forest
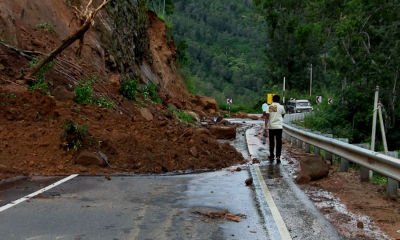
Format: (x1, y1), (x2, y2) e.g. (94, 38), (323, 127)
(251, 0), (400, 150)
(169, 0), (268, 107)
(163, 0), (399, 151)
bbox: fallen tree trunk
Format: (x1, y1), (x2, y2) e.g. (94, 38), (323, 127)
(25, 0), (109, 79)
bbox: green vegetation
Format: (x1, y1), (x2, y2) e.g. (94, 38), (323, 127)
(74, 80), (114, 108)
(370, 173), (387, 186)
(173, 110), (196, 125)
(120, 79), (139, 100)
(171, 0), (267, 107)
(35, 20), (55, 32)
(253, 0), (400, 150)
(27, 59), (54, 95)
(61, 121), (97, 151)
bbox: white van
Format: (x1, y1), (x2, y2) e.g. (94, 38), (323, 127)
(287, 99), (314, 113)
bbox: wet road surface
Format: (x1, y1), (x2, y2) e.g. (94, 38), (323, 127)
(0, 121), (343, 239)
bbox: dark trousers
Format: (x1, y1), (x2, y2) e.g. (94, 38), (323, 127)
(269, 129), (282, 158)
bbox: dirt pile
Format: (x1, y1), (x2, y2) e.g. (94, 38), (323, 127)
(0, 86), (246, 180)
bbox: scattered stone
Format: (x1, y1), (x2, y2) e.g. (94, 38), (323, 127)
(249, 115), (258, 120)
(245, 177), (253, 186)
(189, 146), (199, 158)
(140, 108), (153, 121)
(16, 79), (27, 85)
(183, 110), (200, 122)
(51, 86), (76, 102)
(165, 109), (173, 118)
(78, 166), (88, 172)
(167, 103), (178, 111)
(209, 125), (236, 139)
(357, 221), (364, 229)
(236, 167), (242, 171)
(216, 116), (224, 122)
(105, 174), (111, 180)
(252, 158), (260, 164)
(76, 150), (108, 167)
(193, 210), (246, 222)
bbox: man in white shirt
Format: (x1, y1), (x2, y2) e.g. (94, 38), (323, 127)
(265, 95), (286, 163)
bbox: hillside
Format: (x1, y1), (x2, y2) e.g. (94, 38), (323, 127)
(170, 0), (267, 106)
(0, 0), (246, 180)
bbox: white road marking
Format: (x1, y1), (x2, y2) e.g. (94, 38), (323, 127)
(0, 174), (79, 213)
(254, 165), (292, 240)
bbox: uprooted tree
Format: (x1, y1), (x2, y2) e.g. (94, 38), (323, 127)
(25, 0), (110, 80)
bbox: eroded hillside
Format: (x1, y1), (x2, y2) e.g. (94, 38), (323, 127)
(0, 0), (246, 180)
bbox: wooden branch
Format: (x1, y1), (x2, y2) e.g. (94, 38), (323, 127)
(342, 39), (356, 64)
(25, 0), (109, 79)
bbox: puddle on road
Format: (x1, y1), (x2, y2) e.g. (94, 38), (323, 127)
(259, 164), (281, 179)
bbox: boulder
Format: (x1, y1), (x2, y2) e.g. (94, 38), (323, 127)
(209, 125), (236, 139)
(183, 110), (200, 122)
(299, 155), (329, 180)
(216, 116), (224, 122)
(296, 173), (312, 184)
(207, 108), (216, 116)
(51, 86), (76, 102)
(110, 74), (121, 87)
(167, 103), (178, 111)
(189, 146), (199, 158)
(250, 115), (259, 120)
(236, 112), (249, 119)
(165, 109), (174, 118)
(191, 95), (219, 112)
(76, 150), (108, 167)
(140, 108), (153, 121)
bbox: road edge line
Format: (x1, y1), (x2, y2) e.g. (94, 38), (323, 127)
(0, 174), (79, 213)
(254, 165), (292, 240)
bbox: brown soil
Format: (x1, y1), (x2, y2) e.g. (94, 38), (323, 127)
(0, 86), (245, 180)
(283, 141), (400, 240)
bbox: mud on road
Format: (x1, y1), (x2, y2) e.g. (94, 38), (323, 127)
(279, 138), (400, 240)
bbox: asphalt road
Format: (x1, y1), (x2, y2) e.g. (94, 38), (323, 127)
(0, 120), (343, 240)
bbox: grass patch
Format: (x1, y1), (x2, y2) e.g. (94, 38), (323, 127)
(36, 20), (56, 32)
(74, 80), (114, 108)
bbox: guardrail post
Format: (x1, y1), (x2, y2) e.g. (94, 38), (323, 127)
(339, 138), (349, 172)
(305, 129), (311, 153)
(386, 151), (399, 197)
(325, 134), (333, 165)
(313, 131), (321, 155)
(351, 143), (370, 182)
(291, 136), (297, 145)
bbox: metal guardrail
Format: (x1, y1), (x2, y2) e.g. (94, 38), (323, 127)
(283, 114), (400, 182)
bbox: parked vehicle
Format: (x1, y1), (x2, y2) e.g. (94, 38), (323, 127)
(287, 99), (314, 113)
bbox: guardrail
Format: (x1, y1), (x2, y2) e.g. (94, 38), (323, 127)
(283, 113), (400, 196)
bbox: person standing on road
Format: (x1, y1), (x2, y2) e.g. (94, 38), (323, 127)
(262, 100), (268, 127)
(265, 95), (285, 163)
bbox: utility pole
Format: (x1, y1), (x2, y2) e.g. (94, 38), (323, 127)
(362, 86), (379, 181)
(310, 64), (313, 97)
(283, 77), (286, 105)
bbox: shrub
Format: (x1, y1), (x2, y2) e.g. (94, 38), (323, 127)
(120, 79), (138, 100)
(61, 121), (92, 151)
(27, 59), (54, 95)
(74, 80), (114, 108)
(148, 83), (162, 103)
(74, 81), (93, 104)
(36, 20), (55, 32)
